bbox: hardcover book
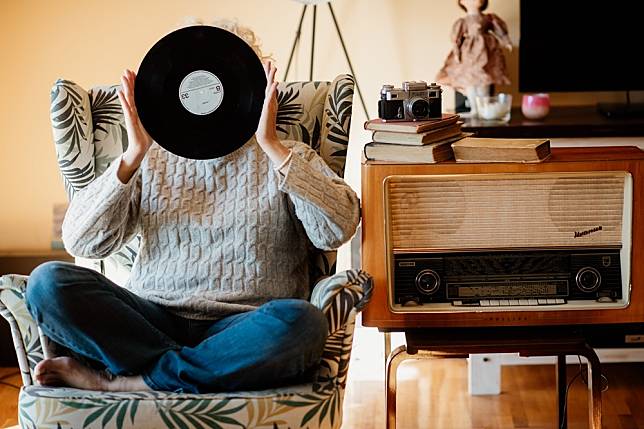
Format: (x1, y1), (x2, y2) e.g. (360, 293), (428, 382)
(372, 123), (462, 146)
(451, 137), (551, 163)
(363, 134), (467, 163)
(364, 114), (459, 133)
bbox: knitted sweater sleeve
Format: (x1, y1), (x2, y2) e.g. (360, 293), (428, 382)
(277, 141), (360, 250)
(61, 157), (142, 258)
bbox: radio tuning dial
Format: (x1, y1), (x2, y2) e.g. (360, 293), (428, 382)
(576, 267), (602, 292)
(415, 269), (441, 295)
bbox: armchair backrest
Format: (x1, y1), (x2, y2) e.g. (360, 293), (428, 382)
(50, 75), (355, 286)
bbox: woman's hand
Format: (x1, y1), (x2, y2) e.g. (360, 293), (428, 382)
(255, 61), (289, 166)
(116, 69), (153, 183)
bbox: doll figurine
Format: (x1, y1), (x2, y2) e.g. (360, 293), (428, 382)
(436, 0), (512, 117)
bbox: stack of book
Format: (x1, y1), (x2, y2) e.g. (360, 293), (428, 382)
(363, 114), (467, 163)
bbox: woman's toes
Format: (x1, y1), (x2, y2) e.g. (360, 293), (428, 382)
(34, 357), (65, 386)
(37, 372), (61, 387)
(34, 359), (47, 376)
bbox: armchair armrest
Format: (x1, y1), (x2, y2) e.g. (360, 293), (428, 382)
(310, 269), (373, 389)
(0, 274), (42, 386)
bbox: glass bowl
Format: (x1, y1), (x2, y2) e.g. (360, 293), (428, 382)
(475, 93), (512, 122)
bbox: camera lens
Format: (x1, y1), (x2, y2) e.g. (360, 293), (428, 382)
(410, 99), (429, 118)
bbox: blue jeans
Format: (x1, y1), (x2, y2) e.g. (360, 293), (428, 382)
(25, 261), (328, 394)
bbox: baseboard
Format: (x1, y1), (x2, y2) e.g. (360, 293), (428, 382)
(498, 348), (644, 366)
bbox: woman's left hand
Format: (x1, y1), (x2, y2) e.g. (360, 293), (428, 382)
(256, 61), (289, 164)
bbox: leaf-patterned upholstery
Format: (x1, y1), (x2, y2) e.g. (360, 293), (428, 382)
(0, 275), (41, 385)
(0, 75), (373, 429)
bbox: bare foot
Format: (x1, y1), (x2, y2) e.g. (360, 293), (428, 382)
(34, 357), (151, 392)
(35, 357), (109, 390)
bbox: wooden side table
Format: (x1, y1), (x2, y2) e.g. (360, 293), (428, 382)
(0, 250), (74, 365)
(0, 249), (74, 276)
(462, 105), (644, 138)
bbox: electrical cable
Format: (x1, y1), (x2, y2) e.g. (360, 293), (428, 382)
(576, 355), (609, 392)
(559, 356), (609, 429)
(560, 370), (582, 429)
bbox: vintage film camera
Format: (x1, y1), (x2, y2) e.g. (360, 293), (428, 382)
(378, 81), (442, 121)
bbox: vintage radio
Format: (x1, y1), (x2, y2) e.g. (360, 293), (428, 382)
(361, 147), (644, 328)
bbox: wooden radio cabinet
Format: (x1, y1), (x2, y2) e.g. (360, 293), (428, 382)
(361, 146), (644, 329)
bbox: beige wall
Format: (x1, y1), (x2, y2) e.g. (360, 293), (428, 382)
(0, 0), (639, 251)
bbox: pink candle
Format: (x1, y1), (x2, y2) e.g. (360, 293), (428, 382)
(522, 93), (550, 119)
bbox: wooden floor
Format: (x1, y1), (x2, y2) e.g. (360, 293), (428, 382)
(0, 367), (20, 429)
(343, 360), (644, 429)
(2, 362), (644, 429)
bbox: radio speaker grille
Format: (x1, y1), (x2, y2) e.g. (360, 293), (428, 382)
(386, 172), (626, 251)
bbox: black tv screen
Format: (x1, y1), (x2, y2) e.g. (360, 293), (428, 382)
(519, 1), (644, 92)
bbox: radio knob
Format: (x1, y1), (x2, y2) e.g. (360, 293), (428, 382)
(415, 269), (441, 295)
(576, 267), (602, 292)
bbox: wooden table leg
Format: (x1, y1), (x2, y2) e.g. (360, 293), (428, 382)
(582, 345), (603, 429)
(384, 332), (391, 367)
(556, 355), (567, 429)
(386, 345), (409, 429)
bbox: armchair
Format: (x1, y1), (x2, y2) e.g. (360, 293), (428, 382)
(0, 74), (372, 429)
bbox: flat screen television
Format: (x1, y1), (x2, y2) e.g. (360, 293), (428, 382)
(519, 1), (644, 93)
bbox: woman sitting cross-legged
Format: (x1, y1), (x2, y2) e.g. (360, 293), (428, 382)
(25, 24), (359, 394)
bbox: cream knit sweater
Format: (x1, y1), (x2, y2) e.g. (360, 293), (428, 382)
(62, 138), (360, 319)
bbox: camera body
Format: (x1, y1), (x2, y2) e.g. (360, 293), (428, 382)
(378, 81), (442, 121)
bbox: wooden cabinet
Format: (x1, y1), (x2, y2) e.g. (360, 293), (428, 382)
(462, 106), (644, 138)
(0, 250), (73, 276)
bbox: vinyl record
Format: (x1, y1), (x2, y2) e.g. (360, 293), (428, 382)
(135, 25), (266, 160)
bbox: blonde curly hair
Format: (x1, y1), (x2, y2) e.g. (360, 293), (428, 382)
(181, 17), (273, 62)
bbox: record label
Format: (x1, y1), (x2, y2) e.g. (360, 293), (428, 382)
(179, 70), (224, 116)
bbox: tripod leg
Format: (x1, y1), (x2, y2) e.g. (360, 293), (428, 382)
(328, 3), (370, 119)
(284, 5), (307, 81)
(310, 5), (317, 81)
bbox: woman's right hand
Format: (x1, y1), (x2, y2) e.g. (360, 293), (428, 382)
(116, 69), (152, 183)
